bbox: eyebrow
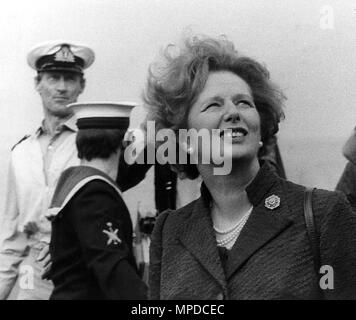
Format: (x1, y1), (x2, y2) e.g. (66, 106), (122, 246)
(202, 93), (253, 104)
(47, 73), (78, 80)
(232, 94), (253, 101)
(205, 96), (224, 104)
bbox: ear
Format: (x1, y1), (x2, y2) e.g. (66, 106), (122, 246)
(34, 76), (41, 92)
(79, 77), (86, 94)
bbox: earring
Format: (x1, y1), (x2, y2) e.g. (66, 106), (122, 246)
(186, 146), (194, 154)
(181, 141), (194, 154)
(259, 141), (263, 148)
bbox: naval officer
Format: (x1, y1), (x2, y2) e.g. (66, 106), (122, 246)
(0, 41), (94, 300)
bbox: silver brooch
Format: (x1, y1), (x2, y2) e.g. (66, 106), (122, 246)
(265, 195), (280, 210)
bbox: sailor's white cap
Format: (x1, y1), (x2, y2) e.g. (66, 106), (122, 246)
(67, 101), (137, 130)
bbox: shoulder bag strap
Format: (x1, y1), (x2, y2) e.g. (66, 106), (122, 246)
(303, 187), (320, 274)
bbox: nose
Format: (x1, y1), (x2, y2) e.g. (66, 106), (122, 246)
(222, 101), (240, 123)
(56, 77), (67, 92)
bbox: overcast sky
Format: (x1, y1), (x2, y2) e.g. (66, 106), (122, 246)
(0, 0), (355, 197)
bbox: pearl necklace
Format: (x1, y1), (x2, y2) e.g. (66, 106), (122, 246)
(213, 205), (253, 234)
(215, 206), (253, 248)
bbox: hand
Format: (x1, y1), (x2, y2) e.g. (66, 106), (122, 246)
(169, 164), (188, 179)
(23, 222), (39, 235)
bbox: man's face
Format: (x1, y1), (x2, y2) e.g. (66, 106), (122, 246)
(35, 71), (85, 117)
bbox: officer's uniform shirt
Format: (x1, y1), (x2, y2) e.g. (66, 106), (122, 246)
(0, 116), (79, 299)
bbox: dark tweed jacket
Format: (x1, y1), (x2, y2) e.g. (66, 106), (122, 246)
(149, 165), (356, 300)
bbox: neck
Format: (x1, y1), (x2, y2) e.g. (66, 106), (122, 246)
(43, 109), (72, 136)
(198, 158), (260, 224)
(80, 151), (120, 181)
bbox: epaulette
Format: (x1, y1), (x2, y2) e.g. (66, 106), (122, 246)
(11, 135), (30, 151)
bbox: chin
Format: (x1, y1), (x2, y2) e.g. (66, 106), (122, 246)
(220, 143), (255, 159)
(228, 150), (260, 167)
(52, 106), (72, 117)
(230, 153), (253, 161)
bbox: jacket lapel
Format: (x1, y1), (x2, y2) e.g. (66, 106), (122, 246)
(225, 204), (293, 280)
(225, 166), (294, 280)
(178, 198), (227, 288)
(178, 164), (294, 284)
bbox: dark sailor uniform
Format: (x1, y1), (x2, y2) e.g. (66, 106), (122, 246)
(46, 166), (147, 300)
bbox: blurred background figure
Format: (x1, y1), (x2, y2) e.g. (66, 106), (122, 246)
(0, 41), (94, 300)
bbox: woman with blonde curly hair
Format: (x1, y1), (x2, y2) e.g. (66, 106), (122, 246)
(146, 35), (356, 299)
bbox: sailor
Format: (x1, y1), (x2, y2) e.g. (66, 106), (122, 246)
(46, 102), (147, 299)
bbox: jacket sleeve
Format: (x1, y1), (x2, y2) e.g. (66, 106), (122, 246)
(0, 160), (28, 300)
(116, 125), (152, 192)
(148, 210), (170, 300)
(68, 183), (147, 300)
(319, 191), (356, 299)
(116, 155), (152, 192)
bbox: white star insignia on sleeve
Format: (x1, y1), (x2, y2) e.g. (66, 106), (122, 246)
(102, 222), (122, 245)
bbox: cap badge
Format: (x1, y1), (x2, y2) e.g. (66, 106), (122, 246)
(102, 222), (121, 245)
(265, 194), (280, 210)
(54, 45), (75, 63)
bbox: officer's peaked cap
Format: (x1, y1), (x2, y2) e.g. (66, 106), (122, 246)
(27, 40), (95, 74)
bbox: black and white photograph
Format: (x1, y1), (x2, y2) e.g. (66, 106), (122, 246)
(0, 0), (355, 305)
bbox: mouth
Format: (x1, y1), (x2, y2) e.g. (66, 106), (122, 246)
(220, 127), (248, 140)
(53, 97), (69, 101)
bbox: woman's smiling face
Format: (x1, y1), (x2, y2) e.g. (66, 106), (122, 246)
(187, 70), (261, 163)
